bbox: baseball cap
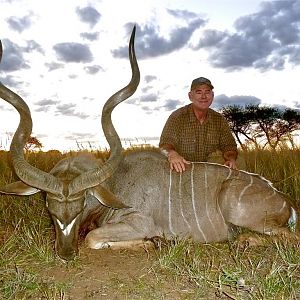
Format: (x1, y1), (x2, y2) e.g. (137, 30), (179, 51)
(190, 77), (214, 90)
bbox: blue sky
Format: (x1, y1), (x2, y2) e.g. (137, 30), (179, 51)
(0, 0), (299, 151)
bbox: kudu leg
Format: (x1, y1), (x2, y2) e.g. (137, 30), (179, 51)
(85, 211), (159, 250)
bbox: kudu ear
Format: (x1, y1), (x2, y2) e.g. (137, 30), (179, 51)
(88, 185), (130, 209)
(0, 181), (40, 196)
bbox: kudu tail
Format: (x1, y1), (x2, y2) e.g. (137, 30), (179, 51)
(288, 206), (298, 232)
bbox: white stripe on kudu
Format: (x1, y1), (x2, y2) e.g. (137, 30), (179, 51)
(56, 217), (77, 236)
(191, 163), (207, 242)
(168, 169), (176, 235)
(179, 172), (192, 231)
(238, 174), (253, 204)
(204, 164), (218, 238)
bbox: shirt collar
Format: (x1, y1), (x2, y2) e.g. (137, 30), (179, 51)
(188, 104), (212, 124)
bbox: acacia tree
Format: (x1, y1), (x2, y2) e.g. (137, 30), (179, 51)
(280, 108), (300, 149)
(246, 105), (281, 149)
(24, 136), (43, 152)
(221, 105), (300, 149)
(221, 105), (251, 150)
(221, 105), (263, 149)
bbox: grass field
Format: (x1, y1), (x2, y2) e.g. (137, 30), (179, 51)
(1, 147), (300, 299)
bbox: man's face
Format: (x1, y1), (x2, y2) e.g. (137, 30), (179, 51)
(188, 84), (214, 111)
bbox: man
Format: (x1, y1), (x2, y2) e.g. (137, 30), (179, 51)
(159, 77), (238, 172)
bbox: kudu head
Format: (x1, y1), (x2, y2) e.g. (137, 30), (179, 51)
(0, 27), (140, 260)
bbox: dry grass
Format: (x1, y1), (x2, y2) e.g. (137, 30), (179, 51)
(1, 146), (300, 299)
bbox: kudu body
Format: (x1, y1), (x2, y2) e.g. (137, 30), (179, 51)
(0, 28), (298, 261)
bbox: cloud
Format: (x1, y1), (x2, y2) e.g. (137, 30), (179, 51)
(55, 103), (89, 119)
(0, 39), (30, 72)
(6, 14), (32, 33)
(292, 103), (300, 111)
(166, 8), (199, 20)
(68, 73), (78, 79)
(45, 62), (64, 71)
(84, 65), (104, 75)
(76, 6), (101, 28)
(212, 95), (299, 112)
(141, 75), (157, 93)
(140, 93), (157, 103)
(35, 99), (59, 106)
(161, 99), (183, 111)
(34, 99), (59, 112)
(141, 86), (153, 93)
(25, 40), (44, 54)
(236, 1), (299, 46)
(212, 94), (262, 110)
(273, 103), (300, 112)
(112, 14), (206, 59)
(53, 42), (93, 63)
(0, 39), (44, 73)
(278, 45), (300, 66)
(0, 74), (24, 88)
(144, 75), (157, 83)
(194, 29), (227, 48)
(80, 32), (100, 41)
(193, 0), (300, 71)
(0, 102), (13, 112)
(65, 132), (96, 141)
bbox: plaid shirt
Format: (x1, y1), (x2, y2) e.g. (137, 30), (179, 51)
(159, 104), (237, 162)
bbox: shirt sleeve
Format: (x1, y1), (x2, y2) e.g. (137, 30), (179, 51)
(219, 116), (237, 153)
(159, 112), (179, 147)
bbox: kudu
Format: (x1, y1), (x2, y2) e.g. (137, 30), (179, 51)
(0, 28), (299, 261)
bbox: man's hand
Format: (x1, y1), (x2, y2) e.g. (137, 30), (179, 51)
(168, 150), (190, 172)
(223, 150), (238, 170)
(224, 159), (238, 170)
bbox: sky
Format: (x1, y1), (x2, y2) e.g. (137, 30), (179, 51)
(0, 0), (299, 151)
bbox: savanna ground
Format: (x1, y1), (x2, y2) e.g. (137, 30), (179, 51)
(1, 147), (300, 299)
